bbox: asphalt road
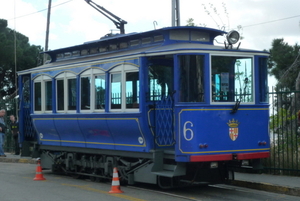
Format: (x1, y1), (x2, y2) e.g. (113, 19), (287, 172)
(1, 162), (300, 201)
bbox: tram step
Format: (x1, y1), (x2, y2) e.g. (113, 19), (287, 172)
(152, 170), (174, 177)
(152, 164), (185, 177)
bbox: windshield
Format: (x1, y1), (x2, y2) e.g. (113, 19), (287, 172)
(211, 56), (253, 103)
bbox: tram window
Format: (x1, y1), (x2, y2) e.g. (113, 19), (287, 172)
(259, 57), (268, 103)
(68, 78), (77, 110)
(90, 47), (98, 54)
(126, 72), (139, 108)
(110, 64), (139, 111)
(179, 55), (205, 102)
(34, 82), (41, 111)
(57, 79), (64, 110)
(170, 30), (189, 41)
(148, 57), (174, 101)
(120, 42), (128, 49)
(81, 77), (91, 110)
(81, 49), (89, 56)
(142, 37), (151, 44)
(95, 75), (106, 109)
(45, 81), (52, 110)
(211, 56), (253, 103)
(22, 77), (30, 103)
(111, 73), (122, 109)
(99, 47), (107, 53)
(154, 35), (163, 42)
(109, 44), (118, 51)
(130, 39), (140, 47)
(191, 31), (209, 42)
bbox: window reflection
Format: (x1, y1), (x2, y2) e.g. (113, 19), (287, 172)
(34, 82), (41, 111)
(179, 55), (205, 102)
(45, 81), (52, 110)
(95, 75), (106, 109)
(211, 56), (253, 102)
(57, 80), (64, 111)
(126, 72), (139, 108)
(111, 73), (121, 109)
(81, 77), (91, 110)
(148, 56), (173, 101)
(68, 78), (77, 110)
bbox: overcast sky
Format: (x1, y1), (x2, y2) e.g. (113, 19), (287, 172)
(0, 0), (299, 52)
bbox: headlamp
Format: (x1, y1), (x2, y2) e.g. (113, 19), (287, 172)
(226, 30), (240, 45)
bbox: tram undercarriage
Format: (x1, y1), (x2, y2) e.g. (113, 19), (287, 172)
(40, 148), (233, 188)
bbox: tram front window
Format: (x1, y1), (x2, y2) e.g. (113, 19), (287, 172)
(179, 55), (205, 102)
(211, 56), (253, 103)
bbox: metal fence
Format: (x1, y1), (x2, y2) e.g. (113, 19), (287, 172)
(262, 88), (300, 176)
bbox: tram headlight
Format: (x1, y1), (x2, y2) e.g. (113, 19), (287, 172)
(210, 162), (218, 169)
(241, 160), (249, 166)
(226, 30), (240, 45)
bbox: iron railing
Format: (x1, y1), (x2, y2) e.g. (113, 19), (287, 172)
(262, 88), (300, 176)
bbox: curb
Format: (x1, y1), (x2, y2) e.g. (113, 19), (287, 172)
(230, 180), (300, 197)
(0, 157), (36, 164)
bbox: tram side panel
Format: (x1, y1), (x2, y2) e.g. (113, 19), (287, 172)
(175, 106), (270, 163)
(32, 114), (151, 152)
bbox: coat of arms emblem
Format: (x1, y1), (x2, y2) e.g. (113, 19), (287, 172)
(227, 119), (240, 141)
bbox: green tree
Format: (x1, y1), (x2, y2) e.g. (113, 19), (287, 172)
(186, 18), (195, 26)
(0, 19), (43, 99)
(268, 38), (300, 90)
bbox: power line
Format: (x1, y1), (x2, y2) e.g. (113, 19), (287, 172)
(9, 0), (73, 20)
(242, 14), (300, 28)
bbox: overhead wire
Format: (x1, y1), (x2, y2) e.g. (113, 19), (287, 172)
(8, 0), (74, 20)
(242, 14), (300, 28)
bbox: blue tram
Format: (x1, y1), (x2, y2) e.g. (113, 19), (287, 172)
(17, 26), (270, 187)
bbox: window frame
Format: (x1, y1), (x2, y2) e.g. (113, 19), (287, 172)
(56, 72), (77, 113)
(109, 64), (139, 112)
(178, 54), (206, 103)
(80, 68), (106, 112)
(33, 75), (52, 113)
(210, 54), (255, 105)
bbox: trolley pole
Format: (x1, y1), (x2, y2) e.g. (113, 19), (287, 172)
(44, 0), (52, 64)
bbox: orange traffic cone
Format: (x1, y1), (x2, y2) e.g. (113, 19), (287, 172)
(33, 160), (46, 181)
(109, 167), (123, 193)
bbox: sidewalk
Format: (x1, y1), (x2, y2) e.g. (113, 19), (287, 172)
(1, 152), (300, 196)
(231, 172), (300, 196)
(0, 152), (36, 164)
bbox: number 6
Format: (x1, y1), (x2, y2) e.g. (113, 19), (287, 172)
(183, 121), (194, 141)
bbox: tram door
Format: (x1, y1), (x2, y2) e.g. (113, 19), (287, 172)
(148, 56), (175, 149)
(18, 75), (37, 156)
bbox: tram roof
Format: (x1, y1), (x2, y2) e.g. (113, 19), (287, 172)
(18, 26), (269, 75)
(43, 26), (227, 62)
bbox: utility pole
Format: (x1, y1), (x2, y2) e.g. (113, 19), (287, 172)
(172, 0), (180, 26)
(44, 0), (52, 64)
